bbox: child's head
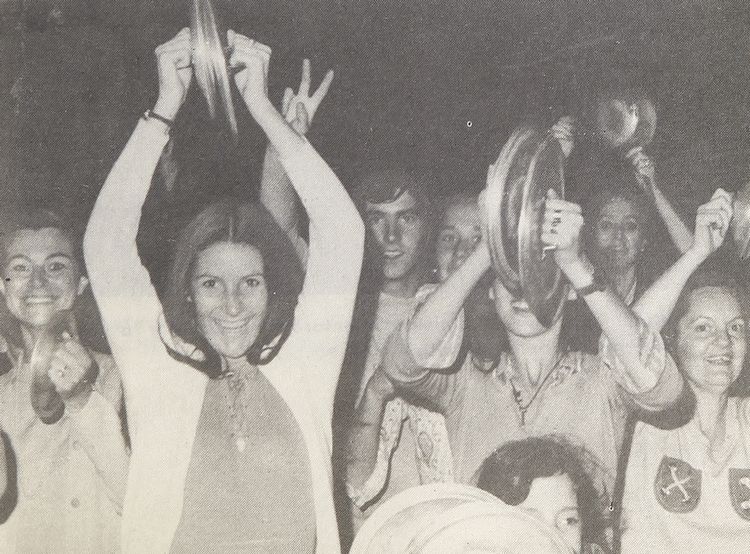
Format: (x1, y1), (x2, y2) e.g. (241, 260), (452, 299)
(477, 437), (603, 553)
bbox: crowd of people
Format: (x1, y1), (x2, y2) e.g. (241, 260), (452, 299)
(0, 27), (748, 554)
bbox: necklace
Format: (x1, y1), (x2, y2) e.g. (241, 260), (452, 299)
(220, 367), (258, 453)
(508, 353), (565, 426)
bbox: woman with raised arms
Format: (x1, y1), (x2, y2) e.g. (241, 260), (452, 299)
(84, 28), (364, 553)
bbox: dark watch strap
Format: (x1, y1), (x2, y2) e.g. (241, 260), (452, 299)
(575, 270), (607, 297)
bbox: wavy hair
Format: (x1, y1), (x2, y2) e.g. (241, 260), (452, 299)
(477, 436), (605, 549)
(662, 264), (750, 397)
(162, 198), (304, 378)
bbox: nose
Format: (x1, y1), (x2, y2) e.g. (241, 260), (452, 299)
(224, 290), (244, 317)
(385, 217), (401, 244)
(30, 266), (48, 288)
(714, 329), (731, 347)
(454, 240), (474, 265)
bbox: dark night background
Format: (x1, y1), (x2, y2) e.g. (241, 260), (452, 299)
(0, 0), (749, 280)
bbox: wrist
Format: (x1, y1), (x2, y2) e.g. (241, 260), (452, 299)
(152, 98), (180, 122)
(683, 246), (708, 268)
(247, 97), (276, 120)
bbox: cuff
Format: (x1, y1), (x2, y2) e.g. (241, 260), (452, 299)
(347, 399), (407, 508)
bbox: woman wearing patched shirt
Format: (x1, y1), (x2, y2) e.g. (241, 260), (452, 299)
(621, 190), (750, 553)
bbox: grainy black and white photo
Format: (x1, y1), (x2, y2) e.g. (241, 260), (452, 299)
(0, 0), (749, 552)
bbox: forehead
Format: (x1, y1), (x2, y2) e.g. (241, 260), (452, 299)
(683, 286), (743, 322)
(442, 200), (479, 228)
(193, 242), (264, 275)
(366, 190), (418, 215)
(5, 227), (74, 260)
(523, 474), (577, 509)
(598, 197), (638, 220)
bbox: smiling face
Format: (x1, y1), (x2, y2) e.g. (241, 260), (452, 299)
(676, 286), (747, 395)
(519, 474), (582, 553)
(436, 198), (482, 282)
(191, 242), (269, 360)
(1, 227), (87, 330)
(366, 190), (428, 283)
(592, 196), (645, 272)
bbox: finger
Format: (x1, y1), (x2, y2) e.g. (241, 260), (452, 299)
(296, 103), (309, 130)
(625, 146), (643, 160)
(545, 198), (582, 214)
(299, 58), (311, 96)
(282, 87), (294, 115)
(311, 69), (334, 104)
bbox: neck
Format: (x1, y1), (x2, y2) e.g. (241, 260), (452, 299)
(381, 271), (422, 298)
(223, 355), (257, 375)
(693, 386), (729, 442)
(507, 319), (563, 386)
(20, 324), (45, 357)
(607, 265), (637, 299)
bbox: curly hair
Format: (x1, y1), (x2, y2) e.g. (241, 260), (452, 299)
(476, 436), (605, 548)
(662, 264), (750, 397)
(162, 198), (304, 378)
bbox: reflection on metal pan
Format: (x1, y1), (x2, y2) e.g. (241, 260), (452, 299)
(485, 126), (542, 297)
(519, 136), (568, 328)
(191, 0), (238, 136)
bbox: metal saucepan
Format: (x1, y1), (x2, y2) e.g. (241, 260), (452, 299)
(485, 125), (568, 327)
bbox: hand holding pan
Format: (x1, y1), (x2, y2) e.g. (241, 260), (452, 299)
(30, 311), (98, 423)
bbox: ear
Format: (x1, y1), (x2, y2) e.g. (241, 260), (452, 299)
(488, 284), (496, 301)
(77, 275), (89, 296)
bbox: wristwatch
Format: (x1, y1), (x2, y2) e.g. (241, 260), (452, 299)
(575, 269), (607, 297)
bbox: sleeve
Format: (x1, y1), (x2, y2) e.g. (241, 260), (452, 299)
(599, 317), (684, 411)
(68, 388), (129, 512)
(267, 139), (365, 425)
(83, 120), (181, 423)
(411, 284), (465, 369)
(347, 398), (407, 508)
(382, 322), (466, 414)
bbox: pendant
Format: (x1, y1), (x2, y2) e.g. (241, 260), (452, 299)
(236, 437), (246, 452)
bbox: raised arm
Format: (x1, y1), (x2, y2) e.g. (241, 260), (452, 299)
(229, 32), (364, 419)
(259, 59), (334, 262)
(629, 149), (694, 254)
(544, 190), (661, 391)
(83, 29), (193, 401)
(408, 243), (490, 363)
(634, 188), (733, 333)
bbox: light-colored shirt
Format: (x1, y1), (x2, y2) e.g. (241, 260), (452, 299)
(84, 120), (364, 554)
(0, 350), (126, 553)
(622, 397), (750, 553)
(383, 317), (683, 503)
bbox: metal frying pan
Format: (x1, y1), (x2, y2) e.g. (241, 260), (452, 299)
(485, 125), (568, 327)
(519, 136), (568, 328)
(592, 88), (657, 153)
(190, 0), (238, 136)
(485, 126), (543, 297)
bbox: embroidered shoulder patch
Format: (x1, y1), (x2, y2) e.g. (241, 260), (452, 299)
(728, 468), (750, 520)
(653, 455), (701, 513)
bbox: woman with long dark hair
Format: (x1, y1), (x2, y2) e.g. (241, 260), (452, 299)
(84, 29), (364, 553)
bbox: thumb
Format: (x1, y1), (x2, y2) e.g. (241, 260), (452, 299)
(547, 188), (559, 200)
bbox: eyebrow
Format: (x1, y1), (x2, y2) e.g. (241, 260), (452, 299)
(192, 272), (265, 280)
(6, 253), (73, 263)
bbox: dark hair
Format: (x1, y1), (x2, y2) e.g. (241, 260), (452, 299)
(351, 168), (438, 293)
(0, 208), (110, 355)
(662, 265), (750, 397)
(0, 208), (83, 272)
(477, 436), (604, 548)
(162, 199), (304, 378)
